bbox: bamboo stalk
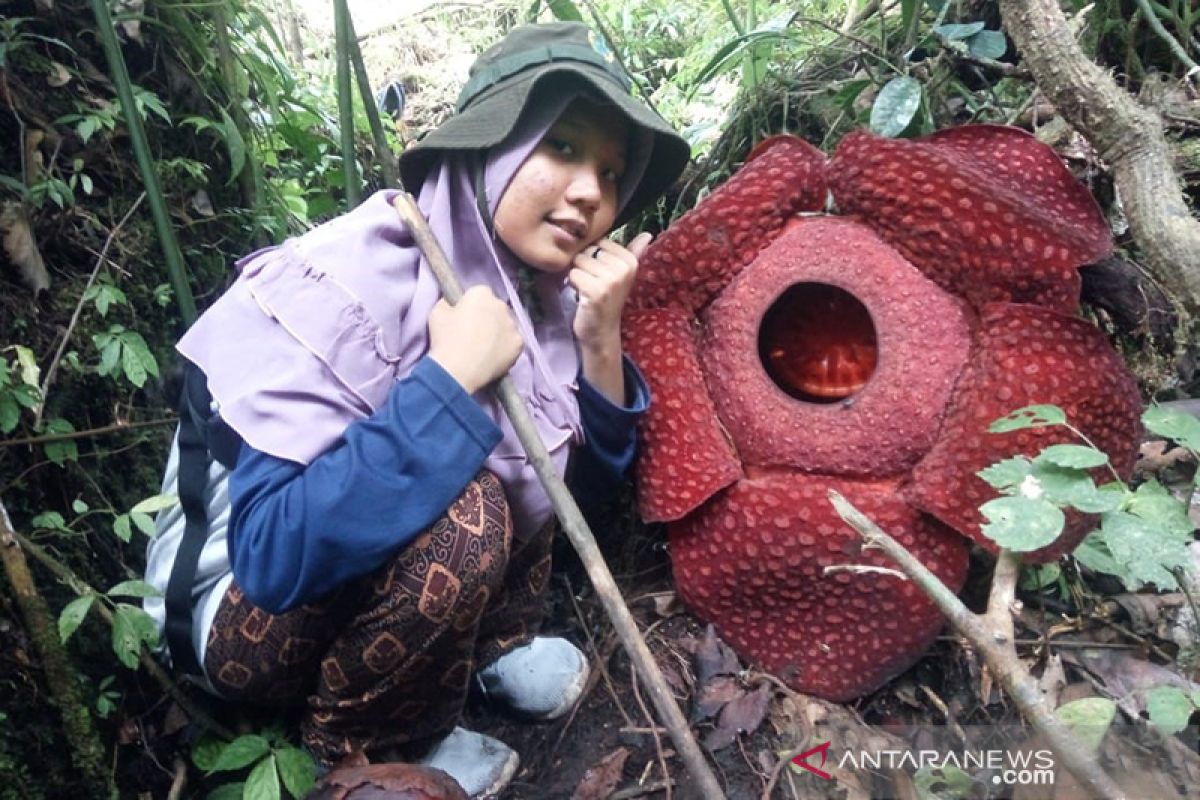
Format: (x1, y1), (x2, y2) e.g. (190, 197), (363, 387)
(211, 4), (268, 247)
(0, 499), (109, 794)
(390, 193), (725, 799)
(341, 7), (400, 189)
(88, 0), (197, 325)
(333, 0), (361, 208)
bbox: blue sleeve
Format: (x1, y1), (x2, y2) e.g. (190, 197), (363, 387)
(571, 356), (651, 515)
(227, 357), (502, 614)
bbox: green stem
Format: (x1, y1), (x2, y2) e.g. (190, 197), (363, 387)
(1131, 0), (1199, 73)
(333, 0), (360, 208)
(342, 8), (399, 189)
(88, 0), (197, 325)
(720, 0), (747, 36)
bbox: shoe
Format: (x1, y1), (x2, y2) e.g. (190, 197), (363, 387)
(416, 727), (518, 798)
(476, 636), (590, 720)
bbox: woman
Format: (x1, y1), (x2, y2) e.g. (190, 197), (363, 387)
(144, 21), (688, 798)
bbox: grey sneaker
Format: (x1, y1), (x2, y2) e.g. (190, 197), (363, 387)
(416, 727), (518, 799)
(477, 636), (590, 720)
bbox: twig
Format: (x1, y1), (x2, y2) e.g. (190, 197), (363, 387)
(829, 490), (1128, 800)
(630, 666), (672, 800)
(11, 528), (234, 741)
(165, 756), (187, 800)
(610, 779), (674, 800)
(2, 416), (176, 448)
(34, 193), (145, 428)
(391, 192), (724, 798)
(823, 564), (907, 580)
(0, 498), (109, 794)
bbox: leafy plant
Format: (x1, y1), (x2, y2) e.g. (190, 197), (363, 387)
(58, 579), (162, 669)
(0, 349), (41, 434)
(1145, 685), (1200, 735)
(193, 728), (317, 800)
(92, 325), (160, 389)
(977, 404), (1197, 591)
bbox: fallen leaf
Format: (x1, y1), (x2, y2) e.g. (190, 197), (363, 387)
(694, 624), (739, 685)
(691, 675), (741, 722)
(191, 189), (215, 217)
(704, 683), (771, 750)
(653, 591), (682, 618)
(570, 747), (629, 800)
(1072, 649), (1200, 717)
(1, 203), (51, 293)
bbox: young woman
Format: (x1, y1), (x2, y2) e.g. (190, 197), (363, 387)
(143, 22), (688, 798)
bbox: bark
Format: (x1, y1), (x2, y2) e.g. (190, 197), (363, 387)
(998, 0), (1200, 315)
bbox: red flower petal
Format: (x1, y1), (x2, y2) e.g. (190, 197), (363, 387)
(700, 216), (971, 476)
(670, 472), (968, 702)
(633, 135), (828, 314)
(623, 308), (742, 522)
(905, 303), (1142, 562)
(829, 125), (1111, 312)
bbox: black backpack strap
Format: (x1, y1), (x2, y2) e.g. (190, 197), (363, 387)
(163, 365), (216, 677)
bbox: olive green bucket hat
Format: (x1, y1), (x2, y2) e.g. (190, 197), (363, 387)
(398, 22), (690, 227)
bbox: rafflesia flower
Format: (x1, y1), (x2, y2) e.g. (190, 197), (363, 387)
(623, 126), (1142, 702)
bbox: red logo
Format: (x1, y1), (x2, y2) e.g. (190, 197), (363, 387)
(790, 741), (833, 780)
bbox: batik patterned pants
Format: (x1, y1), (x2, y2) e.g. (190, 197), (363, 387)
(203, 470), (554, 765)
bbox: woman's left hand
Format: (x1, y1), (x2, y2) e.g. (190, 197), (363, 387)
(569, 231), (651, 353)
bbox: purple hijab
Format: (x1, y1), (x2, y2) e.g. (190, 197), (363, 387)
(178, 92), (649, 536)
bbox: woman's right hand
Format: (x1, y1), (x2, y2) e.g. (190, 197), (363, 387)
(427, 285), (523, 395)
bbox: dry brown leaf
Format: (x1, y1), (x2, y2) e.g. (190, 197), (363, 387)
(1073, 649), (1200, 717)
(1, 203), (51, 293)
(570, 746), (629, 800)
(694, 624), (739, 685)
(704, 683), (771, 751)
(692, 675), (741, 722)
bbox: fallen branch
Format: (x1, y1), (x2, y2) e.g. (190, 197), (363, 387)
(828, 490), (1128, 800)
(11, 528), (234, 741)
(0, 497), (109, 795)
(998, 0), (1200, 314)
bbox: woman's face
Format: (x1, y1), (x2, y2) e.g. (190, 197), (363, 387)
(494, 99), (630, 273)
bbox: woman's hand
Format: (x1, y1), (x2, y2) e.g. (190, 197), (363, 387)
(427, 286), (523, 395)
(571, 231), (651, 404)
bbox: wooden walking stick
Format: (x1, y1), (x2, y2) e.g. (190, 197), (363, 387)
(391, 193), (725, 799)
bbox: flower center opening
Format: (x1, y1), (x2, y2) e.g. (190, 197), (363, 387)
(758, 282), (878, 403)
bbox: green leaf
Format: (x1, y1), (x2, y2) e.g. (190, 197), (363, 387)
(131, 511), (157, 537)
(1020, 563), (1061, 591)
(989, 404), (1066, 433)
(219, 108), (247, 184)
(1142, 407), (1200, 452)
(1099, 511), (1191, 591)
(977, 456), (1032, 490)
(900, 0), (919, 38)
(0, 394), (18, 433)
(107, 579), (161, 599)
(912, 764), (974, 798)
(933, 22), (985, 39)
(245, 755), (280, 800)
(1035, 444), (1109, 469)
(210, 735), (271, 773)
(870, 76), (923, 138)
(113, 513), (132, 543)
(546, 0), (583, 22)
(1146, 686), (1193, 735)
(31, 511), (67, 531)
(131, 494), (178, 514)
(97, 339), (121, 377)
(45, 419), (79, 465)
(58, 595), (95, 643)
(275, 747), (316, 799)
(206, 783), (244, 800)
(831, 79), (872, 111)
(1073, 532), (1125, 579)
(110, 604), (159, 669)
(1032, 465), (1122, 513)
(192, 733), (225, 771)
(71, 498), (88, 514)
(1056, 697), (1116, 753)
(967, 30), (1006, 59)
(980, 496), (1065, 552)
(120, 341), (147, 387)
(1128, 480), (1194, 538)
